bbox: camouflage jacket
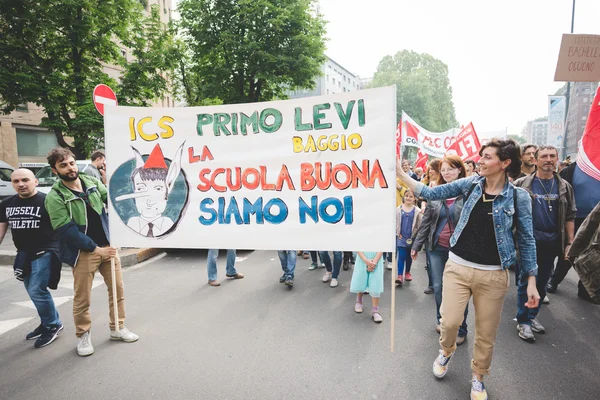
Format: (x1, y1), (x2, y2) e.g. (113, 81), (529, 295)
(568, 201), (600, 304)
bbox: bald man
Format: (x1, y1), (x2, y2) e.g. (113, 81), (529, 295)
(0, 168), (63, 348)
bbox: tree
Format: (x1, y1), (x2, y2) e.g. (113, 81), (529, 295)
(369, 50), (458, 132)
(0, 0), (179, 158)
(177, 0), (327, 105)
(508, 134), (526, 145)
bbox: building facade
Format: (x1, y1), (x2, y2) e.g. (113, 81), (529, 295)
(288, 56), (363, 99)
(565, 82), (598, 157)
(0, 0), (173, 168)
(521, 118), (548, 146)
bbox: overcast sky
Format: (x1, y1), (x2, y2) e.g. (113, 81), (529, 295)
(318, 0), (600, 136)
(173, 0), (599, 137)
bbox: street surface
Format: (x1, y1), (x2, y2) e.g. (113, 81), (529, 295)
(1, 250), (599, 400)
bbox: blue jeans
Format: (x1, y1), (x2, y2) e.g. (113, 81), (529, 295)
(516, 240), (558, 324)
(430, 246), (468, 336)
(319, 251), (342, 279)
(278, 251), (297, 278)
(24, 252), (61, 328)
(396, 246), (412, 275)
(426, 250), (433, 288)
(207, 249), (237, 281)
(309, 251), (320, 264)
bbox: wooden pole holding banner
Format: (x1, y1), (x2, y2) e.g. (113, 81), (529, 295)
(111, 256), (119, 331)
(391, 250), (397, 352)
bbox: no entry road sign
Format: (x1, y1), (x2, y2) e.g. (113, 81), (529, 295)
(93, 84), (118, 116)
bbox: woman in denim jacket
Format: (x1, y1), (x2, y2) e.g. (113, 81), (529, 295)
(397, 139), (540, 400)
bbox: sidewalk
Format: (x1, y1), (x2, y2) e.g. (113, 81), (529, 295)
(0, 230), (161, 267)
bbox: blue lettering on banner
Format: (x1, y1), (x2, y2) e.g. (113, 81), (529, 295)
(199, 197), (289, 225)
(298, 195), (354, 224)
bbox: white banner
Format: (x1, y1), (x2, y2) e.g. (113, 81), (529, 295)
(400, 112), (458, 158)
(104, 87), (397, 251)
(548, 95), (566, 148)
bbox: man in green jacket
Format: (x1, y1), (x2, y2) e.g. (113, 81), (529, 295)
(45, 147), (138, 357)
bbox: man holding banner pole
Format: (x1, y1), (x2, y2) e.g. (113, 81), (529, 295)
(45, 148), (138, 357)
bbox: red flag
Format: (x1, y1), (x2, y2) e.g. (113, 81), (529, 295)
(577, 86), (600, 181)
(396, 120), (402, 156)
(415, 150), (428, 170)
(445, 123), (481, 162)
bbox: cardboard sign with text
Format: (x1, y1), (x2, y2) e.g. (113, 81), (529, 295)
(554, 34), (600, 82)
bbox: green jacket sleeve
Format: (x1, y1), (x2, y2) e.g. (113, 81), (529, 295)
(44, 191), (72, 231)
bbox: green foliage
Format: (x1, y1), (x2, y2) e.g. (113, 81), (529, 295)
(369, 50), (458, 132)
(177, 0), (327, 105)
(0, 0), (179, 158)
(508, 134), (526, 145)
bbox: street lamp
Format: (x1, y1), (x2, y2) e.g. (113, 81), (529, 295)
(562, 0), (576, 160)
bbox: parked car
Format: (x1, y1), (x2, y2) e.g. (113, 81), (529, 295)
(18, 162), (49, 176)
(0, 160), (17, 200)
(36, 161), (92, 194)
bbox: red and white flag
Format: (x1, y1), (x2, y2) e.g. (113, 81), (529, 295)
(445, 123), (481, 162)
(415, 150), (428, 170)
(576, 86), (600, 181)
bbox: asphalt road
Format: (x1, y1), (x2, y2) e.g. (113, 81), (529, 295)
(1, 250), (599, 400)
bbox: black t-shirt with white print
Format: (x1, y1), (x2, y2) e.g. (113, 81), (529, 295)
(0, 192), (59, 253)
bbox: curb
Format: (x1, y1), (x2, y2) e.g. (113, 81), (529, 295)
(0, 248), (162, 268)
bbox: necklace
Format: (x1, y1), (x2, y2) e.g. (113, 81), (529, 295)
(482, 193), (497, 202)
(536, 176), (555, 211)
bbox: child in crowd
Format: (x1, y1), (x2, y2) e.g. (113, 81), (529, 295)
(396, 189), (422, 285)
(350, 251), (384, 323)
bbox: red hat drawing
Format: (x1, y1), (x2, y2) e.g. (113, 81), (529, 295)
(143, 144), (168, 169)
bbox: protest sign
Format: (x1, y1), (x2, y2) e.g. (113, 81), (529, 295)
(104, 87), (397, 252)
(445, 123), (481, 162)
(400, 112), (458, 158)
(554, 34), (600, 82)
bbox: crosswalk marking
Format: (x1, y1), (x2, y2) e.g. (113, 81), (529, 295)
(0, 317), (34, 336)
(12, 296), (74, 310)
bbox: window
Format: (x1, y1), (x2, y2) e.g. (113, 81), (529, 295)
(338, 81), (341, 88)
(327, 89), (329, 94)
(16, 104), (28, 112)
(0, 168), (12, 182)
(332, 78), (335, 85)
(16, 128), (58, 157)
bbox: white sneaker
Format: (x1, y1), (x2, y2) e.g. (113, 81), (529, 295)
(330, 278), (339, 288)
(385, 260), (392, 270)
(110, 326), (139, 343)
(77, 331), (94, 357)
(542, 295), (549, 304)
(322, 272), (332, 282)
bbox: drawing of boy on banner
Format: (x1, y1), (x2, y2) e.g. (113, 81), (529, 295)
(113, 142), (187, 238)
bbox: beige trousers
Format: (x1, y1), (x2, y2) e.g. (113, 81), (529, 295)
(439, 259), (509, 376)
(73, 250), (125, 337)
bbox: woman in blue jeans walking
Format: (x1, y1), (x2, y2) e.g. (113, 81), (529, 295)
(412, 155), (469, 345)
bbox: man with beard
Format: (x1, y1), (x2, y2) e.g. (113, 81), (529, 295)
(514, 146), (575, 342)
(517, 144), (537, 179)
(44, 148), (138, 357)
